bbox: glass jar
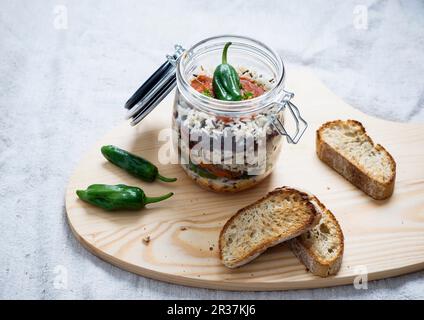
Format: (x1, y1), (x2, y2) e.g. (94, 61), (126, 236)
(172, 35), (306, 192)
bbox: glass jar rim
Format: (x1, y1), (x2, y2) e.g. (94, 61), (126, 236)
(176, 35), (285, 115)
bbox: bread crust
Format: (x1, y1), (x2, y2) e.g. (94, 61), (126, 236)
(219, 187), (322, 268)
(289, 197), (344, 277)
(316, 120), (396, 200)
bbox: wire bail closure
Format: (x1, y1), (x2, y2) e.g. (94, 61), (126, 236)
(166, 45), (185, 66)
(270, 90), (308, 144)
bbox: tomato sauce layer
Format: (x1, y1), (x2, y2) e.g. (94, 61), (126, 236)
(190, 75), (265, 99)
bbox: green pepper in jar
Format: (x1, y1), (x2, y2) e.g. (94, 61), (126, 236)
(101, 145), (177, 182)
(212, 42), (242, 101)
(76, 184), (173, 211)
(188, 161), (218, 180)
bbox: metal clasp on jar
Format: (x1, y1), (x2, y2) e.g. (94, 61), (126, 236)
(269, 90), (307, 144)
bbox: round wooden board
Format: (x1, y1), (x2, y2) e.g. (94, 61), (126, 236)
(66, 68), (424, 291)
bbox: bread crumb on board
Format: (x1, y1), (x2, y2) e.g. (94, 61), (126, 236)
(142, 236), (151, 245)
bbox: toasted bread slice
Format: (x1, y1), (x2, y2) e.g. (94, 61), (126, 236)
(289, 195), (344, 277)
(317, 120), (396, 200)
(219, 187), (322, 268)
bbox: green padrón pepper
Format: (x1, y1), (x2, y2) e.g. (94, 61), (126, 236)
(212, 42), (242, 101)
(101, 145), (177, 182)
(76, 184), (173, 210)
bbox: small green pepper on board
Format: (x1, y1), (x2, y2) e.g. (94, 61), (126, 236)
(76, 184), (173, 211)
(101, 145), (177, 183)
(212, 42), (242, 101)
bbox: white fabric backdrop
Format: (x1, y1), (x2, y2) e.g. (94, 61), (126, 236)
(1, 0), (423, 299)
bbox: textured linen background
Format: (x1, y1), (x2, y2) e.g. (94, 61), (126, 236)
(1, 0), (423, 299)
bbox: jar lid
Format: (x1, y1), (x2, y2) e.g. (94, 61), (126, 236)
(125, 45), (185, 126)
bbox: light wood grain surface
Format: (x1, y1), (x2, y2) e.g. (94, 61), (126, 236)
(65, 68), (424, 291)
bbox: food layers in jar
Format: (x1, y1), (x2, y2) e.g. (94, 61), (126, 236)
(172, 69), (284, 192)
